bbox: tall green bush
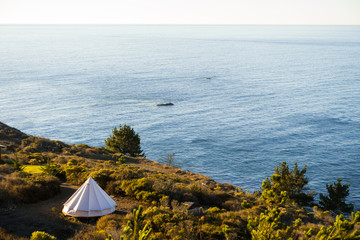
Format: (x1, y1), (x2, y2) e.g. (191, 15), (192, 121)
(63, 165), (87, 185)
(262, 161), (313, 206)
(13, 155), (24, 171)
(91, 169), (115, 189)
(105, 124), (144, 157)
(319, 178), (354, 214)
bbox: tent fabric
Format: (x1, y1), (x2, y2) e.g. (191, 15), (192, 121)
(63, 177), (117, 217)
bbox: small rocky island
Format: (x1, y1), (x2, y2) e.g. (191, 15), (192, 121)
(156, 102), (174, 106)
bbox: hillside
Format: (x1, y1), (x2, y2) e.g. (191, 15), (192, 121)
(0, 121), (359, 240)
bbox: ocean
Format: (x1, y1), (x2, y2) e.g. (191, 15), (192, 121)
(0, 25), (359, 206)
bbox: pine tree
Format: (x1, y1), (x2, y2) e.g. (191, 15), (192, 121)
(262, 161), (314, 206)
(105, 124), (144, 157)
(319, 178), (354, 214)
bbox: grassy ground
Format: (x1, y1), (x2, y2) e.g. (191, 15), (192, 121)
(24, 165), (42, 174)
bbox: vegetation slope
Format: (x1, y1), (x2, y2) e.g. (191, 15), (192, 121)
(0, 121), (359, 240)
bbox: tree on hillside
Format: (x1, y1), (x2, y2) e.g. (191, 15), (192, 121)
(319, 178), (354, 214)
(262, 161), (314, 206)
(105, 124), (144, 157)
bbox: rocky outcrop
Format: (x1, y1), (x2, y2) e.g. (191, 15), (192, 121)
(156, 103), (174, 106)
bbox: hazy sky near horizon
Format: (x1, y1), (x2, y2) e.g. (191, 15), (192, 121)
(1, 0), (359, 25)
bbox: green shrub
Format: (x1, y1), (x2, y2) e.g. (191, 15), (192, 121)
(118, 156), (126, 164)
(313, 212), (360, 239)
(200, 223), (223, 239)
(121, 178), (150, 194)
(91, 169), (115, 189)
(136, 191), (160, 202)
(104, 181), (123, 195)
(27, 153), (49, 164)
(206, 207), (222, 214)
(189, 183), (206, 202)
(188, 183), (224, 206)
(41, 163), (65, 180)
(120, 178), (161, 202)
(12, 155), (25, 171)
(105, 160), (115, 165)
(30, 231), (56, 240)
(76, 144), (90, 149)
(29, 159), (38, 165)
(247, 208), (302, 239)
(67, 158), (77, 166)
(97, 214), (124, 231)
(28, 153), (42, 160)
(121, 206), (152, 240)
(222, 225), (230, 240)
(241, 200), (251, 209)
(116, 165), (143, 180)
(63, 165), (87, 185)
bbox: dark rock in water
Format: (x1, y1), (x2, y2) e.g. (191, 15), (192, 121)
(156, 103), (174, 106)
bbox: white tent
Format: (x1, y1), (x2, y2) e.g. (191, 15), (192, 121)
(62, 177), (117, 217)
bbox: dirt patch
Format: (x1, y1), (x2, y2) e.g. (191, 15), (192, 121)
(0, 183), (80, 240)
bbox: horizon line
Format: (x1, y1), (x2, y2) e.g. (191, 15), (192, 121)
(1, 23), (360, 26)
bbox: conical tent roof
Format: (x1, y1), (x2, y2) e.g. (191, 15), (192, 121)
(63, 177), (117, 217)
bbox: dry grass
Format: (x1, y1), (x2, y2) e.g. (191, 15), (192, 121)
(0, 227), (27, 240)
(0, 172), (60, 204)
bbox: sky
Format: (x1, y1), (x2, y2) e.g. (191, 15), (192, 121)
(0, 0), (359, 25)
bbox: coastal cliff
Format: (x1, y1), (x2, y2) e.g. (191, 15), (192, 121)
(0, 121), (358, 240)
